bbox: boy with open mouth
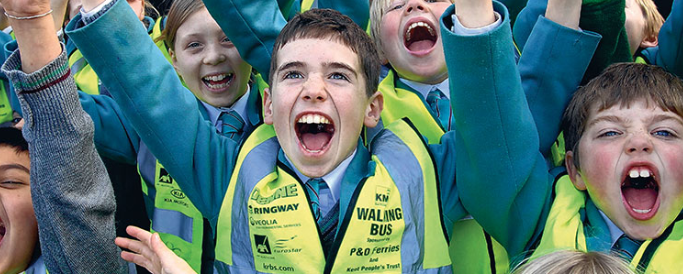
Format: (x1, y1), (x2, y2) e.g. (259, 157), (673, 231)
(454, 58), (683, 272)
(20, 0), (548, 273)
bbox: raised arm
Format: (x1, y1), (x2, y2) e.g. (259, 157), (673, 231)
(440, 0), (555, 258)
(65, 0), (240, 224)
(517, 0), (600, 156)
(0, 0), (126, 271)
(643, 0), (683, 77)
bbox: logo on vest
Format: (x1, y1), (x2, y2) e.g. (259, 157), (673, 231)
(158, 168), (173, 184)
(250, 184), (298, 205)
(171, 189), (186, 199)
(254, 234), (272, 254)
(375, 186), (390, 206)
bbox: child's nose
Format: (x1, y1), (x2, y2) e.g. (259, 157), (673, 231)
(405, 0), (427, 13)
(203, 47), (227, 65)
(625, 130), (653, 155)
(301, 76), (327, 102)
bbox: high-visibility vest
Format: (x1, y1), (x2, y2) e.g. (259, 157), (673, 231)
(213, 119), (451, 273)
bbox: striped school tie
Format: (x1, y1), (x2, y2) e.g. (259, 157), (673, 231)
(612, 234), (643, 261)
(305, 178), (337, 257)
(426, 88), (453, 131)
(217, 110), (245, 142)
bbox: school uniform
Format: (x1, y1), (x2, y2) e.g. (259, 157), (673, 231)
(65, 0), (548, 272)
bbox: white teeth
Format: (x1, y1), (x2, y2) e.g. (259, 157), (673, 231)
(405, 21), (435, 42)
(628, 167), (653, 178)
(640, 170), (650, 178)
(203, 74), (233, 90)
(633, 208), (652, 214)
(297, 114), (330, 124)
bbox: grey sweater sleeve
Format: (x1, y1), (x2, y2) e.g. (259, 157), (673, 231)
(1, 46), (127, 273)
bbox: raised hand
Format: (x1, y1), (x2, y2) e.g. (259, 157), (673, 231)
(115, 226), (196, 274)
(545, 0), (582, 30)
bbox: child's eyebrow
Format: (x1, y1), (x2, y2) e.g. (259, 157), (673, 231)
(587, 115), (624, 128)
(276, 61), (304, 74)
(651, 114), (683, 125)
(323, 62), (357, 77)
(0, 164), (30, 174)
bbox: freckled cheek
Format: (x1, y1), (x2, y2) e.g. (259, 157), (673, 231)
(660, 149), (683, 189)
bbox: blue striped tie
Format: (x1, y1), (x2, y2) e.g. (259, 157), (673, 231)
(218, 110), (245, 142)
(305, 178), (337, 257)
(613, 234), (643, 261)
(426, 88), (453, 131)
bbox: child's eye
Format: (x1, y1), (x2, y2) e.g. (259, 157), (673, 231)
(653, 129), (675, 138)
(388, 2), (404, 11)
(0, 180), (26, 188)
(329, 72), (349, 81)
(187, 42), (202, 49)
(283, 71), (304, 80)
(598, 130), (620, 138)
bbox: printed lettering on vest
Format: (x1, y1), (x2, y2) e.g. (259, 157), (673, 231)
(250, 183), (299, 204)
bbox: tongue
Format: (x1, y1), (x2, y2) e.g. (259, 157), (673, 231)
(407, 40), (435, 52)
(623, 187), (658, 210)
(302, 132), (331, 151)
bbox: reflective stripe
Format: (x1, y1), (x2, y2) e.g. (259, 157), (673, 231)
(152, 208), (194, 242)
(377, 70), (444, 144)
(0, 81), (12, 125)
(532, 175), (587, 260)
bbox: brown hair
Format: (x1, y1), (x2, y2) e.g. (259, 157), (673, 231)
(269, 8), (381, 97)
(514, 250), (634, 274)
(635, 0), (665, 40)
(154, 0), (205, 50)
(562, 63), (683, 168)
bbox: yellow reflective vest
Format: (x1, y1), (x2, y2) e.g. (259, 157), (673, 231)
(534, 175), (683, 273)
(375, 69), (509, 273)
(213, 119), (451, 273)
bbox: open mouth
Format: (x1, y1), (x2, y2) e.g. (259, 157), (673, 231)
(295, 113), (335, 153)
(621, 166), (660, 220)
(202, 73), (234, 91)
(0, 219), (4, 245)
(404, 20), (437, 53)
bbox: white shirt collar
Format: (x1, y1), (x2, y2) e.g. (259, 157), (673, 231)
(599, 210), (625, 246)
(398, 77), (450, 100)
(285, 149), (357, 203)
(200, 86), (251, 130)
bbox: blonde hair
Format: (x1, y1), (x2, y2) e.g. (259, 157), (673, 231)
(514, 250), (634, 274)
(635, 0), (664, 39)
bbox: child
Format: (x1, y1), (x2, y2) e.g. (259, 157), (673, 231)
(0, 128), (124, 273)
(66, 0), (260, 272)
(453, 56), (683, 272)
(0, 127), (38, 273)
(60, 0), (534, 272)
(368, 0), (601, 272)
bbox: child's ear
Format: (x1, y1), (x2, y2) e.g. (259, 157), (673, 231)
(640, 34), (658, 49)
(169, 49), (180, 72)
(565, 151), (587, 190)
(363, 90), (383, 128)
(263, 88), (274, 125)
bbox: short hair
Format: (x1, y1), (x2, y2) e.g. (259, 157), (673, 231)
(514, 250), (634, 274)
(562, 63), (683, 168)
(369, 0), (453, 61)
(156, 0), (206, 50)
(636, 0), (665, 40)
(269, 9), (381, 97)
(0, 127), (28, 154)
